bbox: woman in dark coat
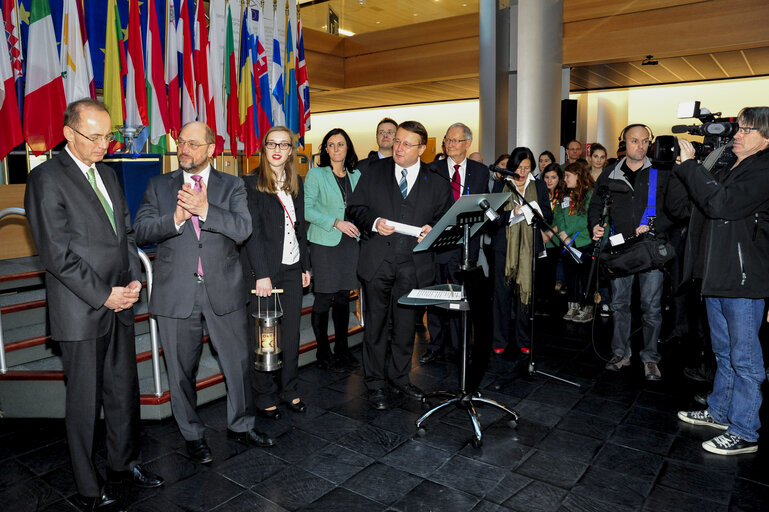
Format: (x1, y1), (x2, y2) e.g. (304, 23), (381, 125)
(242, 126), (311, 419)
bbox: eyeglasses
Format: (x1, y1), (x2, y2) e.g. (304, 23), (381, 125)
(70, 126), (115, 144)
(176, 139), (211, 150)
(265, 141), (292, 151)
(738, 126), (759, 135)
(377, 130), (395, 136)
(443, 138), (468, 145)
(393, 139), (423, 150)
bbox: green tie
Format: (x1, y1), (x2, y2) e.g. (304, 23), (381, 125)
(86, 167), (117, 234)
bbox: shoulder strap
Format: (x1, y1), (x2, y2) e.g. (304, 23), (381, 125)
(640, 167), (658, 226)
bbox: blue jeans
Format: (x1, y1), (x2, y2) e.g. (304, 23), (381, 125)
(705, 297), (765, 442)
(609, 269), (663, 363)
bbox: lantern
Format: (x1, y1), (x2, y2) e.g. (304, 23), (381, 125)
(252, 291), (283, 371)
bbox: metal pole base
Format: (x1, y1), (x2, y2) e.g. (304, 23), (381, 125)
(415, 391), (519, 449)
(528, 360), (581, 388)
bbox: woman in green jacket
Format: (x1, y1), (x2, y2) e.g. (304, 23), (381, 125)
(553, 161), (595, 323)
(304, 128), (361, 371)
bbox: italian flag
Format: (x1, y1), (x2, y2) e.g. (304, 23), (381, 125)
(23, 0), (67, 155)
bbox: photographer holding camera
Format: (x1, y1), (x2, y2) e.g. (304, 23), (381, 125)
(674, 106), (769, 455)
(589, 124), (674, 381)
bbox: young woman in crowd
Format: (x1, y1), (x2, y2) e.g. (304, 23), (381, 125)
(490, 147), (552, 359)
(241, 126), (311, 419)
(538, 163), (565, 307)
(304, 128), (361, 372)
(536, 150), (556, 178)
(553, 161), (596, 323)
(588, 143), (607, 183)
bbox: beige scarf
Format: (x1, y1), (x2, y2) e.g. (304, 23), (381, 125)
(504, 180), (537, 306)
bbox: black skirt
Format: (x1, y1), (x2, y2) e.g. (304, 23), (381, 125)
(309, 235), (360, 293)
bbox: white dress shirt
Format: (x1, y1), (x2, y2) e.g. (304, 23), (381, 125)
(276, 188), (300, 265)
(447, 157), (467, 195)
(66, 145), (113, 210)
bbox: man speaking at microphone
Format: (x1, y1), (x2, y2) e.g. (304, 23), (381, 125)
(420, 123), (489, 364)
(348, 121), (453, 410)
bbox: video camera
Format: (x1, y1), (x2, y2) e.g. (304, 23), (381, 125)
(652, 101), (738, 165)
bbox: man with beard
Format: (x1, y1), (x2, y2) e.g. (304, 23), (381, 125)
(134, 122), (274, 465)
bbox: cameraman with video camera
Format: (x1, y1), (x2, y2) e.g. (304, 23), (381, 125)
(589, 124), (675, 381)
(675, 106), (769, 455)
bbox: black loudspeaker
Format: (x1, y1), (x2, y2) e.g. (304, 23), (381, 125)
(560, 99), (577, 148)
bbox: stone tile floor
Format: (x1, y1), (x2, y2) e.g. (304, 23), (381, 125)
(1, 315), (767, 511)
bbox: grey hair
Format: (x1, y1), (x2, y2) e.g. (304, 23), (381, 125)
(447, 122), (472, 140)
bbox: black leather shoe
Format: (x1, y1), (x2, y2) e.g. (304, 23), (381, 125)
(186, 439), (213, 464)
(287, 399), (307, 413)
(72, 490), (125, 511)
(370, 388), (388, 410)
(106, 465), (164, 488)
(419, 350), (438, 364)
(257, 407), (282, 420)
(227, 428), (275, 447)
(392, 383), (425, 400)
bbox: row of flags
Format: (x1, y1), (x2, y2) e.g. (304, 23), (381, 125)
(0, 0), (311, 161)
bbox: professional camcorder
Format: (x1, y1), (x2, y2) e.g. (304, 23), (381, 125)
(652, 101), (738, 165)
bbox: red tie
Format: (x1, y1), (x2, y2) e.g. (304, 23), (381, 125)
(452, 164), (462, 202)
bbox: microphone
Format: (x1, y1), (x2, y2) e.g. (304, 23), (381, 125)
(478, 198), (499, 222)
(429, 165), (469, 195)
(488, 164), (522, 180)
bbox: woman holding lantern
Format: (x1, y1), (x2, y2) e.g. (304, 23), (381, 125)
(304, 128), (361, 372)
(241, 126), (311, 419)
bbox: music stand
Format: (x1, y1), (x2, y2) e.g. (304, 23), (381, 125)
(401, 193), (519, 448)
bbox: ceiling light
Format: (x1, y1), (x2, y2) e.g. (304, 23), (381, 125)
(338, 28), (356, 36)
(642, 55), (659, 66)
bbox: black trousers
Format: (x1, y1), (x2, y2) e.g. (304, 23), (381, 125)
(361, 259), (418, 390)
(59, 317), (140, 497)
(426, 251), (461, 353)
(491, 248), (531, 351)
(249, 262), (303, 409)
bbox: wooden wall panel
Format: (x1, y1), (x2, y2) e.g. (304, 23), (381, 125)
(563, 0), (702, 22)
(344, 38), (477, 89)
(304, 50), (345, 91)
(563, 0), (769, 66)
(0, 184), (36, 259)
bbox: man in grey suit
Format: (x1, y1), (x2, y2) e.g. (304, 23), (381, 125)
(134, 121), (273, 464)
(25, 99), (163, 511)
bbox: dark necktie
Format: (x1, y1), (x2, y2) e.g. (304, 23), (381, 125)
(191, 175), (203, 276)
(452, 164), (462, 202)
(87, 167), (116, 234)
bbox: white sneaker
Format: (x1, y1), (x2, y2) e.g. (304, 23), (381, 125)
(562, 302), (579, 321)
(573, 306), (594, 323)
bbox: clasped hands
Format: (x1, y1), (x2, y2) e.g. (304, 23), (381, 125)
(105, 280), (142, 312)
(174, 181), (209, 225)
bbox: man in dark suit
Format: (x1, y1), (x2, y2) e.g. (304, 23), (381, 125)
(348, 120), (453, 409)
(421, 123), (490, 364)
(356, 117), (397, 172)
(24, 99), (163, 511)
(134, 122), (274, 464)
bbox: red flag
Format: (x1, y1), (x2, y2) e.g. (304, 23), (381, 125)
(179, 0), (196, 124)
(126, 0), (149, 128)
(193, 0), (221, 154)
(0, 25), (23, 160)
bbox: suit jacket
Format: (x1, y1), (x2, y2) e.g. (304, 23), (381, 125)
(24, 150), (141, 341)
(430, 158), (490, 264)
(356, 153), (380, 173)
(134, 168), (251, 318)
(347, 157), (453, 287)
(241, 174), (310, 281)
(304, 165), (361, 247)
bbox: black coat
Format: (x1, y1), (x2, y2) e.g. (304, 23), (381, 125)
(241, 174), (310, 282)
(673, 147), (769, 298)
(588, 157), (674, 240)
(489, 177), (553, 254)
(347, 157), (453, 287)
(430, 158), (491, 264)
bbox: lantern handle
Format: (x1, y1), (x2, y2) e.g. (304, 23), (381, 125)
(250, 289), (284, 294)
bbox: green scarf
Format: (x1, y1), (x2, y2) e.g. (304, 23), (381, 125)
(504, 180), (537, 306)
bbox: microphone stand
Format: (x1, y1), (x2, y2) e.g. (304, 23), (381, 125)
(501, 177), (580, 388)
(582, 192), (611, 306)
